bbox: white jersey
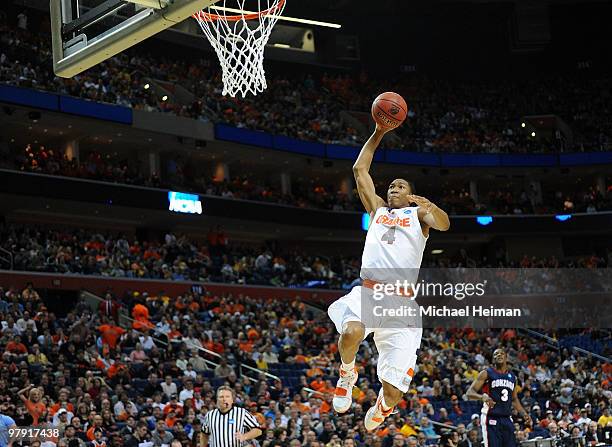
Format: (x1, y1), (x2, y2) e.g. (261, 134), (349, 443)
(360, 206), (428, 283)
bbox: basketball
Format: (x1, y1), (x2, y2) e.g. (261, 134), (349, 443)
(371, 92), (408, 129)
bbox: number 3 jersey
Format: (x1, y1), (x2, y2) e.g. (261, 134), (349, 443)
(360, 206), (428, 284)
(482, 367), (516, 418)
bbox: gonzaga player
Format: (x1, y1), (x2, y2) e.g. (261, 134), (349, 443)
(328, 124), (450, 431)
(467, 348), (532, 447)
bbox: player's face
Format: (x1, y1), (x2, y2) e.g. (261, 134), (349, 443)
(387, 179), (412, 208)
(493, 349), (507, 365)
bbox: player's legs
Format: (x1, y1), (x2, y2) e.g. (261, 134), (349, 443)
(338, 321), (366, 365)
(365, 327), (422, 431)
(501, 418), (517, 447)
(481, 415), (502, 447)
(381, 380), (404, 407)
(327, 287), (368, 413)
(332, 321), (365, 412)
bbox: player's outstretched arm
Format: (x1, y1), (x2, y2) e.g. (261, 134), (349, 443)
(353, 125), (388, 214)
(466, 370), (495, 407)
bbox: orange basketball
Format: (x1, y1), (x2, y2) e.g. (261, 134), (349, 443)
(371, 92), (408, 129)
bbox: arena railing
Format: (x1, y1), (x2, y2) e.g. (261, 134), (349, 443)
(0, 247), (13, 270)
(517, 328), (561, 350)
(518, 328), (611, 362)
(571, 346), (611, 363)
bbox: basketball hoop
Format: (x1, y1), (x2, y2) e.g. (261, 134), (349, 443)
(193, 0), (287, 97)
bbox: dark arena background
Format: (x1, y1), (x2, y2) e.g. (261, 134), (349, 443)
(0, 0), (611, 446)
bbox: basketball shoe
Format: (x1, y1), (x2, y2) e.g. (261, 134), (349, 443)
(364, 388), (394, 431)
(332, 365), (358, 413)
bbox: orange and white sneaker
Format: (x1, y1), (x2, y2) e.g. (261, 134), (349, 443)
(332, 366), (358, 413)
(364, 389), (394, 431)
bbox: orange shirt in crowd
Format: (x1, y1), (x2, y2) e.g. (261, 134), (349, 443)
(253, 411), (266, 428)
(320, 400), (331, 414)
(377, 427), (389, 438)
(238, 341), (253, 353)
(107, 363), (127, 379)
(132, 318), (154, 331)
(165, 416), (178, 428)
(189, 301), (200, 312)
(167, 329), (182, 340)
(25, 400), (46, 425)
(98, 325), (126, 349)
(290, 402), (310, 414)
(310, 379), (325, 392)
(231, 303), (245, 314)
(6, 341), (27, 354)
(204, 341), (224, 354)
(247, 328), (259, 341)
(132, 303), (149, 320)
(163, 404), (184, 417)
(313, 326), (328, 335)
(86, 427), (103, 441)
(307, 367), (324, 378)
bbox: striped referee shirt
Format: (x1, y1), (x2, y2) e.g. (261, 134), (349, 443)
(203, 406), (260, 447)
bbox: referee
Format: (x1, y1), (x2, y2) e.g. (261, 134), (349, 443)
(200, 386), (262, 447)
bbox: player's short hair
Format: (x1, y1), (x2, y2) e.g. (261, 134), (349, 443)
(389, 178), (416, 194)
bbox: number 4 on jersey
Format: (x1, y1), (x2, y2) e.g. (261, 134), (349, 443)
(381, 227), (396, 244)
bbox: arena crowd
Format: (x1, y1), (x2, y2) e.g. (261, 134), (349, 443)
(1, 143), (610, 215)
(0, 282), (609, 447)
(1, 224), (610, 291)
(1, 15), (612, 154)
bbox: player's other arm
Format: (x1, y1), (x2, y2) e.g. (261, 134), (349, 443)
(353, 126), (388, 214)
(413, 196), (450, 232)
(466, 370), (495, 407)
(512, 385), (532, 426)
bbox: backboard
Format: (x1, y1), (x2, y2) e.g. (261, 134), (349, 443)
(51, 0), (216, 78)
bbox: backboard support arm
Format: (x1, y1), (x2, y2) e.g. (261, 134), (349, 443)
(51, 0), (216, 78)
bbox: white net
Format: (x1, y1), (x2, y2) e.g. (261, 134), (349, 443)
(193, 0), (286, 98)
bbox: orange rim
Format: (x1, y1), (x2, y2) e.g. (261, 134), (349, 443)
(193, 0), (285, 22)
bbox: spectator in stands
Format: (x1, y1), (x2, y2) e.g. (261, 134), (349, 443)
(214, 359), (234, 379)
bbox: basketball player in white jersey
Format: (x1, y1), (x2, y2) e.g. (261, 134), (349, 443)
(328, 124), (450, 431)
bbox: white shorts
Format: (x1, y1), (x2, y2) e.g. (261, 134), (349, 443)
(327, 285), (422, 393)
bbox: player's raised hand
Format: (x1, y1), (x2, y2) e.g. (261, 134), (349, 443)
(374, 123), (392, 134)
(408, 194), (433, 211)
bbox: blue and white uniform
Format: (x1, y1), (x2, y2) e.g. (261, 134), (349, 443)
(481, 368), (517, 447)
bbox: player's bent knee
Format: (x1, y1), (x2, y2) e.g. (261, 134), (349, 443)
(382, 381), (403, 403)
(342, 321), (366, 342)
